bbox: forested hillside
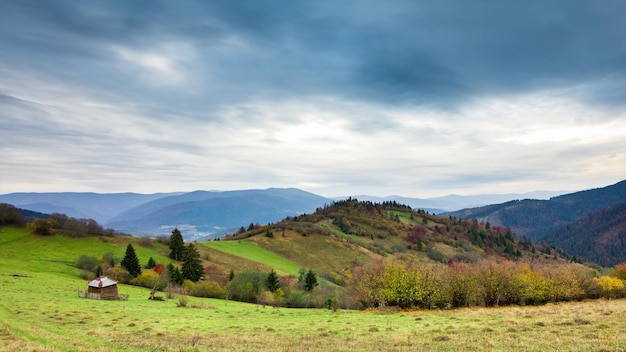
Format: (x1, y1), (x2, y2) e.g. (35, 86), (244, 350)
(542, 202), (626, 266)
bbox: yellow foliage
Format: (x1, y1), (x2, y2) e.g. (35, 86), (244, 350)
(594, 276), (625, 299)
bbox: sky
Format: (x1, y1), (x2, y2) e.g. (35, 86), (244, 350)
(1, 0), (625, 198)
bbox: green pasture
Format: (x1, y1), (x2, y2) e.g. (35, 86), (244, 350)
(202, 239), (301, 275)
(2, 226), (626, 351)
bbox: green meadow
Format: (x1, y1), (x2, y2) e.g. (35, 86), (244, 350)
(202, 239), (301, 276)
(2, 226), (626, 351)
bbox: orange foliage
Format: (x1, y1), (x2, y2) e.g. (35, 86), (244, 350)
(153, 263), (165, 275)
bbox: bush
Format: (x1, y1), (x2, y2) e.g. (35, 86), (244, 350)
(257, 290), (276, 306)
(130, 271), (164, 289)
(182, 279), (196, 293)
(594, 276), (626, 299)
(177, 294), (189, 307)
(226, 270), (266, 303)
(104, 265), (133, 284)
(192, 281), (225, 299)
(426, 246), (447, 263)
(30, 218), (54, 236)
(284, 290), (313, 308)
(76, 254), (99, 272)
(79, 270), (96, 281)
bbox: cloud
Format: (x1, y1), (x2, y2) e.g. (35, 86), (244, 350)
(1, 1), (625, 197)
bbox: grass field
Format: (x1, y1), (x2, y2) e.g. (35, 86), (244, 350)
(2, 226), (626, 351)
(202, 239), (302, 275)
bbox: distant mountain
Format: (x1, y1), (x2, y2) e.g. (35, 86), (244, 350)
(541, 202), (626, 266)
(0, 192), (181, 223)
(443, 180), (626, 241)
(350, 191), (564, 214)
(106, 188), (331, 240)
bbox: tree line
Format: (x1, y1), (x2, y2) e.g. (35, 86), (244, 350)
(350, 256), (626, 309)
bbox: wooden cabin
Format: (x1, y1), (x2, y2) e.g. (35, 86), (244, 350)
(86, 276), (119, 300)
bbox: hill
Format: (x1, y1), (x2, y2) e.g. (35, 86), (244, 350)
(224, 198), (574, 274)
(106, 188), (331, 240)
(542, 202), (626, 266)
(443, 179), (626, 240)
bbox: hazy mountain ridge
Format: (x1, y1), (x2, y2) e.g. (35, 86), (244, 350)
(106, 188), (332, 240)
(0, 192), (181, 223)
(345, 190), (564, 214)
(3, 188), (569, 240)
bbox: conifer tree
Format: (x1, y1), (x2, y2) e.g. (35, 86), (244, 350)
(121, 243), (142, 278)
(266, 268), (280, 292)
(181, 243), (203, 282)
(167, 263), (184, 285)
(304, 269), (318, 292)
(169, 228), (185, 261)
(145, 257), (156, 269)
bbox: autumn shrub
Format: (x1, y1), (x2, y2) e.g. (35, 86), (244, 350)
(594, 276), (626, 299)
(516, 265), (550, 305)
(104, 265), (132, 284)
(130, 270), (163, 289)
(257, 290), (275, 306)
(182, 279), (196, 293)
(476, 260), (520, 306)
(614, 263), (626, 281)
(192, 281), (225, 299)
(448, 262), (483, 307)
(540, 263), (587, 302)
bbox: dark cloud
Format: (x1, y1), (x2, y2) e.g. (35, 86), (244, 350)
(1, 0), (623, 109)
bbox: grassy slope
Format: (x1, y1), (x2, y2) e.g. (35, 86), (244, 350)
(202, 239), (301, 276)
(254, 230), (380, 273)
(2, 227), (626, 351)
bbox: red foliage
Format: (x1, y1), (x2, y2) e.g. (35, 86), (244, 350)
(153, 263), (165, 275)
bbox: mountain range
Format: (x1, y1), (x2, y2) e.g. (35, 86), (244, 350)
(444, 179), (626, 266)
(3, 181), (625, 260)
(0, 188), (563, 240)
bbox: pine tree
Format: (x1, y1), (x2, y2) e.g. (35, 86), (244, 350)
(181, 243), (203, 282)
(169, 228), (185, 261)
(304, 269), (318, 292)
(166, 263), (184, 285)
(145, 257), (156, 269)
(121, 243), (142, 278)
(266, 268), (280, 292)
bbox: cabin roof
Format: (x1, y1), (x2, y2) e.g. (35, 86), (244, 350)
(88, 276), (118, 288)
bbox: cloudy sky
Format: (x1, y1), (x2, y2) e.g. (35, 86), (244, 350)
(1, 1), (625, 198)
